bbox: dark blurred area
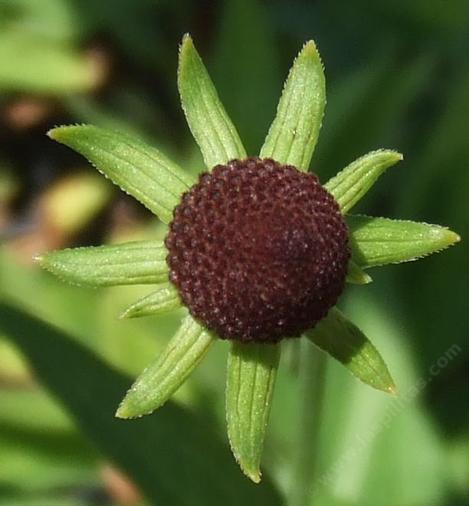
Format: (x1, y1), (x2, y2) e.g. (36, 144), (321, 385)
(0, 1), (468, 505)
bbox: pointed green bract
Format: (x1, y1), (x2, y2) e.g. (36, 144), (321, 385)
(305, 308), (396, 394)
(260, 41), (325, 171)
(116, 315), (214, 418)
(120, 283), (181, 319)
(346, 259), (373, 284)
(48, 125), (195, 224)
(325, 150), (403, 213)
(226, 342), (280, 483)
(348, 215), (460, 267)
(178, 34), (247, 168)
(37, 241), (168, 287)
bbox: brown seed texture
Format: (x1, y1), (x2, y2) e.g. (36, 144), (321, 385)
(165, 158), (350, 343)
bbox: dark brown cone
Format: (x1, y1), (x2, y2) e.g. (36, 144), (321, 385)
(165, 158), (350, 343)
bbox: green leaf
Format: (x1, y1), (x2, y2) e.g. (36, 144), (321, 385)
(226, 342), (280, 483)
(37, 240), (168, 287)
(0, 497), (88, 506)
(0, 31), (94, 94)
(48, 125), (195, 224)
(0, 303), (282, 505)
(348, 215), (461, 267)
(0, 390), (96, 494)
(260, 40), (325, 170)
(178, 34), (247, 168)
(213, 0), (279, 153)
(325, 150), (403, 213)
(305, 308), (396, 394)
(346, 259), (373, 284)
(120, 283), (181, 318)
(116, 315), (214, 418)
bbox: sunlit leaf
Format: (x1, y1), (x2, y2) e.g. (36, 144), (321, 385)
(325, 150), (402, 213)
(0, 32), (94, 94)
(305, 308), (396, 394)
(116, 315), (214, 418)
(48, 125), (194, 224)
(0, 498), (88, 506)
(178, 34), (246, 168)
(37, 241), (168, 287)
(120, 283), (181, 319)
(226, 342), (280, 483)
(41, 173), (111, 236)
(260, 40), (325, 170)
(0, 0), (78, 42)
(348, 215), (461, 267)
(0, 303), (282, 505)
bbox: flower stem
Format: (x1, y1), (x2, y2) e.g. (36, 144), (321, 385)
(288, 339), (327, 506)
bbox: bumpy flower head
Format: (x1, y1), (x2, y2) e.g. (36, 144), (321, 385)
(166, 158), (349, 342)
(40, 35), (459, 483)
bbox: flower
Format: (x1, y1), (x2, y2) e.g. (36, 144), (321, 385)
(39, 35), (460, 482)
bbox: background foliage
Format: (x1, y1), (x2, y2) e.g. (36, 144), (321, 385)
(0, 1), (468, 505)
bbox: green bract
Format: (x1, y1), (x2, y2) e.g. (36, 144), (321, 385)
(40, 35), (460, 482)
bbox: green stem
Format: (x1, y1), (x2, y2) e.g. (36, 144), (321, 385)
(288, 339), (327, 506)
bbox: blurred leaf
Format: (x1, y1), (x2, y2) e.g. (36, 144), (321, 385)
(0, 387), (97, 494)
(0, 497), (89, 506)
(213, 0), (279, 152)
(120, 283), (181, 319)
(0, 302), (282, 505)
(64, 92), (170, 151)
(360, 403), (445, 506)
(287, 340), (327, 506)
(178, 34), (246, 169)
(0, 422), (96, 493)
(318, 293), (448, 506)
(316, 53), (434, 179)
(48, 125), (194, 224)
(117, 315), (214, 418)
(226, 342), (280, 483)
(324, 150), (402, 213)
(348, 215), (460, 268)
(260, 41), (325, 171)
(0, 31), (93, 94)
(346, 260), (373, 285)
(447, 437), (469, 496)
(41, 173), (111, 236)
(68, 0), (174, 73)
(0, 0), (79, 42)
(400, 69), (469, 214)
(38, 241), (168, 287)
(0, 336), (29, 380)
(0, 388), (80, 435)
(305, 308), (396, 394)
(314, 56), (391, 174)
(0, 162), (18, 204)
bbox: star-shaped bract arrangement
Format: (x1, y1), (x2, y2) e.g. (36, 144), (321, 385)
(39, 35), (460, 483)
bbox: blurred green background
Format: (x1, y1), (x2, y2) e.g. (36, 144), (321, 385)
(0, 1), (468, 505)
